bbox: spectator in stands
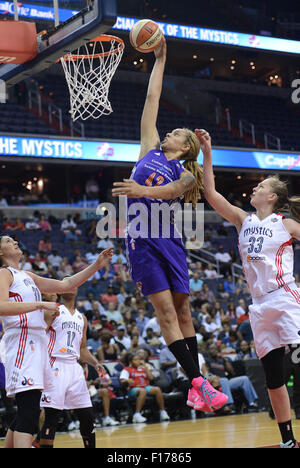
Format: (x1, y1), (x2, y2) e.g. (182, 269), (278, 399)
(236, 299), (247, 320)
(204, 263), (218, 278)
(214, 245), (232, 276)
(101, 286), (118, 307)
(25, 215), (40, 230)
(61, 214), (80, 235)
(38, 235), (52, 253)
(223, 275), (237, 294)
(136, 308), (150, 335)
(189, 272), (203, 292)
(117, 285), (127, 305)
(104, 302), (123, 324)
(97, 369), (119, 426)
(58, 257), (73, 278)
(72, 254), (88, 273)
(202, 314), (221, 338)
(87, 328), (102, 355)
(142, 313), (161, 339)
(48, 249), (63, 270)
(97, 333), (120, 361)
(98, 315), (113, 335)
(2, 217), (13, 231)
(97, 236), (114, 251)
(113, 325), (131, 351)
(216, 282), (230, 301)
(85, 177), (100, 200)
(236, 318), (254, 345)
(236, 341), (257, 360)
(227, 302), (238, 329)
(86, 246), (99, 265)
(199, 283), (216, 304)
(0, 195), (8, 207)
(204, 344), (258, 410)
(112, 248), (127, 265)
(159, 346), (178, 383)
(31, 252), (48, 276)
(128, 332), (142, 354)
(19, 250), (32, 272)
(11, 217), (25, 231)
(86, 277), (103, 298)
(119, 353), (170, 423)
(185, 235), (202, 252)
(38, 214), (52, 231)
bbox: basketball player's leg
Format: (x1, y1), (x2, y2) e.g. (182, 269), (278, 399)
(261, 347), (297, 447)
(172, 292), (199, 372)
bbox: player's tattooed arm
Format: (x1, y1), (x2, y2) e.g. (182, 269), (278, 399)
(112, 169), (195, 200)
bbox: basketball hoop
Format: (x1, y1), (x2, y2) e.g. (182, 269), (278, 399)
(60, 35), (124, 121)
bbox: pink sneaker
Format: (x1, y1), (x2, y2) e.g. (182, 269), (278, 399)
(187, 387), (206, 411)
(192, 376), (228, 411)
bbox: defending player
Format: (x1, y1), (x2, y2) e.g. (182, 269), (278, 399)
(199, 127), (300, 448)
(39, 282), (105, 448)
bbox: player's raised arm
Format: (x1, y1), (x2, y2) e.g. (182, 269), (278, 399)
(138, 37), (167, 160)
(196, 129), (248, 231)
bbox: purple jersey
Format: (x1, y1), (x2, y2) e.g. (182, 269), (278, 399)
(125, 149), (190, 296)
(127, 149), (185, 240)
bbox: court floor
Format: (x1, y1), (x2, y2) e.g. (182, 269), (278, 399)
(1, 411), (298, 448)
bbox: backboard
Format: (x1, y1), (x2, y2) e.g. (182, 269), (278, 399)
(0, 0), (117, 87)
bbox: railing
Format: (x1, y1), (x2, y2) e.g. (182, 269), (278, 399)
(264, 132), (281, 150)
(28, 89), (42, 116)
(239, 119), (256, 146)
(70, 118), (85, 137)
(48, 102), (63, 132)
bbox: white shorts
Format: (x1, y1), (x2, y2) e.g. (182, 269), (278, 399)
(249, 282), (300, 359)
(40, 359), (92, 410)
(3, 328), (54, 398)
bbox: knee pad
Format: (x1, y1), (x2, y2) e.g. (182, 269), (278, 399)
(75, 407), (94, 436)
(261, 347), (285, 390)
(15, 390), (41, 435)
(40, 408), (61, 440)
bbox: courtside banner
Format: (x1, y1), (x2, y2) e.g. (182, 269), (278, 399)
(113, 16), (300, 55)
(0, 135), (300, 171)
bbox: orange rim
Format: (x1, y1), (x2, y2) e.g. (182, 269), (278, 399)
(60, 34), (124, 61)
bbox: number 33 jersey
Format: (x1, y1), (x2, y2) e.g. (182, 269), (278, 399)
(238, 213), (295, 298)
(48, 304), (84, 363)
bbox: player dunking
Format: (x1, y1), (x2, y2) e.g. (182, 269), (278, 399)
(0, 235), (112, 448)
(39, 282), (104, 449)
(199, 127), (300, 448)
(112, 38), (228, 412)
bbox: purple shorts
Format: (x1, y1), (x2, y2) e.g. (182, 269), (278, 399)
(125, 237), (190, 297)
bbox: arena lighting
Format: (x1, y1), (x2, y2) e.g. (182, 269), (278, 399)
(113, 16), (300, 55)
(1, 135), (300, 172)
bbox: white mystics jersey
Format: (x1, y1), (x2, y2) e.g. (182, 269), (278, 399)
(1, 266), (46, 332)
(238, 213), (295, 297)
(48, 304), (84, 364)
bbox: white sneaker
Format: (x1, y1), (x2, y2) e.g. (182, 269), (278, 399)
(160, 410), (170, 421)
(132, 412), (147, 423)
(102, 416), (120, 427)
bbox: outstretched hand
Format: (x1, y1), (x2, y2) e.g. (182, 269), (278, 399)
(195, 128), (211, 155)
(95, 247), (113, 270)
(154, 35), (166, 60)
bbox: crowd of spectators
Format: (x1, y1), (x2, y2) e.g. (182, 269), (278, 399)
(1, 211), (300, 431)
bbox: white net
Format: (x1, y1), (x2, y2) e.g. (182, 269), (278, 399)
(60, 35), (124, 121)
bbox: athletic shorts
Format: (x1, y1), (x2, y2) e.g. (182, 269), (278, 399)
(40, 359), (92, 410)
(2, 328), (54, 398)
(125, 237), (190, 297)
(128, 386), (153, 398)
(249, 282), (300, 359)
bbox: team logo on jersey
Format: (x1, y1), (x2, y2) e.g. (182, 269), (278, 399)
(54, 367), (59, 377)
(21, 376), (34, 386)
(131, 240), (135, 250)
(59, 348), (67, 354)
(41, 393), (51, 404)
(136, 282), (142, 290)
(29, 340), (35, 351)
(271, 217), (278, 223)
(247, 255), (266, 262)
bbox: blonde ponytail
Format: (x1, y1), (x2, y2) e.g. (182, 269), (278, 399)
(267, 175), (300, 221)
(181, 128), (203, 208)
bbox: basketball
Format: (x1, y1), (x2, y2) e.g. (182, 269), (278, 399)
(129, 19), (164, 53)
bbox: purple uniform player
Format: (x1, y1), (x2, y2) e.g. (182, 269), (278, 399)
(125, 148), (190, 297)
(113, 38), (228, 412)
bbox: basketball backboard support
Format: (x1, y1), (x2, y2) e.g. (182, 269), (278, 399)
(0, 0), (117, 87)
